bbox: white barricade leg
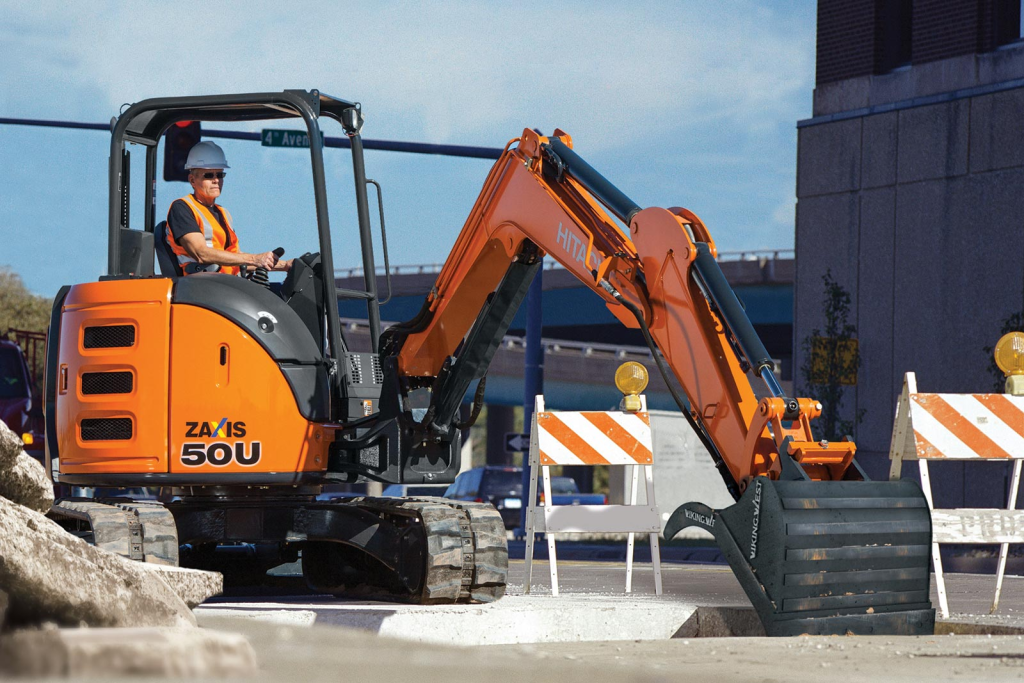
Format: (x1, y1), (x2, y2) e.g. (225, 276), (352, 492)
(993, 459), (1023, 613)
(645, 464), (663, 595)
(542, 463), (559, 596)
(524, 486), (536, 594)
(524, 406), (542, 595)
(919, 460), (949, 618)
(626, 463), (640, 593)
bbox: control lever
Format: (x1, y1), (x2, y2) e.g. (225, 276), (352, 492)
(246, 247), (285, 288)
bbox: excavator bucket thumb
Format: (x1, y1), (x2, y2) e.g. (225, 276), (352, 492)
(665, 477), (935, 636)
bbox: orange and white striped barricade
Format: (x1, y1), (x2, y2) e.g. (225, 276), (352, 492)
(524, 395), (662, 596)
(889, 371), (1024, 617)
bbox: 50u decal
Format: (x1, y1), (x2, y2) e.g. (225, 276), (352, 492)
(180, 441), (261, 467)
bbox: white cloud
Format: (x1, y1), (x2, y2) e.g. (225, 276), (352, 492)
(0, 1), (816, 295)
(1, 1), (813, 148)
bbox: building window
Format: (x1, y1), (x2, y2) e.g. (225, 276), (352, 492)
(876, 0), (913, 73)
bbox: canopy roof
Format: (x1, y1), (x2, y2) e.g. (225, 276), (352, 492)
(118, 90), (356, 144)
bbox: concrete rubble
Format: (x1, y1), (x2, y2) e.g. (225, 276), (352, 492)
(0, 420), (53, 513)
(0, 419), (252, 677)
(0, 626), (258, 678)
(0, 495), (197, 628)
(143, 563), (224, 609)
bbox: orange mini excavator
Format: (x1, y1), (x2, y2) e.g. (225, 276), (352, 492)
(45, 90), (933, 635)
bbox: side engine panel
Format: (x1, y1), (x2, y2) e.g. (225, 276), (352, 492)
(52, 278), (328, 485)
(55, 279), (172, 476)
(167, 304), (327, 478)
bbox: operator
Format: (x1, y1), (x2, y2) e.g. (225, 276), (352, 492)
(166, 141), (292, 275)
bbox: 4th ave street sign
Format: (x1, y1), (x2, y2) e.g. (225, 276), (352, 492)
(261, 129), (323, 148)
(504, 433), (530, 453)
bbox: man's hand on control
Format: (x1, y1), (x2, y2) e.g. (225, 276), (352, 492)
(250, 251), (279, 270)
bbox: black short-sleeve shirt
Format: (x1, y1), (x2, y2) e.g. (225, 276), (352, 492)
(168, 198), (234, 248)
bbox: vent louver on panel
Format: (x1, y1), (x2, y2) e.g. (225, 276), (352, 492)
(349, 356), (363, 384)
(83, 325), (135, 349)
(371, 356), (383, 384)
(81, 371), (134, 395)
(80, 418), (133, 441)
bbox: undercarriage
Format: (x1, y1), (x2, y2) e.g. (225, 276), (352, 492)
(50, 493), (508, 604)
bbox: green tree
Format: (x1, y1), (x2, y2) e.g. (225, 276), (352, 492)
(799, 269), (865, 441)
(0, 267), (51, 334)
(0, 266), (52, 395)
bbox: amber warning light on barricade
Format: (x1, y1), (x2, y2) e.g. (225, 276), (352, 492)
(615, 361), (649, 412)
(994, 332), (1024, 396)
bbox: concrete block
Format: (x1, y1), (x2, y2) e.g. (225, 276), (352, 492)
(797, 119), (862, 197)
(812, 76), (870, 117)
(897, 100), (970, 183)
(793, 192), (860, 390)
(892, 179), (960, 397)
(140, 564), (223, 609)
(969, 88), (1024, 173)
(197, 594), (698, 645)
(867, 68), (916, 109)
(0, 627), (257, 678)
(893, 173), (1024, 507)
(0, 496), (195, 629)
(855, 188), (896, 453)
(908, 54), (979, 101)
(861, 112), (898, 189)
(0, 450), (54, 514)
(977, 48), (1024, 89)
(0, 420), (24, 467)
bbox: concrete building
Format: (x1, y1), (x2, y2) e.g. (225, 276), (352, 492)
(796, 0), (1024, 505)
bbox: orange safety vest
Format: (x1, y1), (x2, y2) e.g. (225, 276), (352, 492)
(166, 195), (241, 276)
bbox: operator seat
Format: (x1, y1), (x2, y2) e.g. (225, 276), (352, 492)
(154, 221), (183, 278)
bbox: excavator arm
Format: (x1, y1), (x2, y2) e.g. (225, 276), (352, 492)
(374, 128), (935, 637)
(389, 128), (852, 492)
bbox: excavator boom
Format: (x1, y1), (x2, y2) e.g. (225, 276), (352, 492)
(384, 128), (934, 636)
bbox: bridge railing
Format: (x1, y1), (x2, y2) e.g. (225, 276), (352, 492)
(333, 249), (794, 280)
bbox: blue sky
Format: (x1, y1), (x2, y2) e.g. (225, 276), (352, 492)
(0, 1), (816, 297)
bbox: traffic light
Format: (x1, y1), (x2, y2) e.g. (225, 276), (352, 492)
(163, 121), (201, 182)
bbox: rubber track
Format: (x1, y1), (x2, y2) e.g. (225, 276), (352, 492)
(352, 497), (508, 604)
(49, 499), (178, 565)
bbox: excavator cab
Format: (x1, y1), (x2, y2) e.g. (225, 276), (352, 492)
(46, 90), (464, 489)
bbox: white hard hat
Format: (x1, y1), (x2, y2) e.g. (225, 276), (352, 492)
(184, 141), (230, 170)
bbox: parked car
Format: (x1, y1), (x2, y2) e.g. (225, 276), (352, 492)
(444, 466), (607, 529)
(0, 339), (32, 437)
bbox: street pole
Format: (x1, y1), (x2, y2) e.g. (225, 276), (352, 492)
(519, 258), (544, 532)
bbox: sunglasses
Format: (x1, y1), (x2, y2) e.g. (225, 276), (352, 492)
(200, 172), (226, 179)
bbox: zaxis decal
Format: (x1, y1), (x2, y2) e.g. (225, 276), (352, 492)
(185, 419), (246, 438)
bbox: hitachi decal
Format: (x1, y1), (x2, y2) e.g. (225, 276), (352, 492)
(749, 479), (762, 560)
(684, 508), (715, 529)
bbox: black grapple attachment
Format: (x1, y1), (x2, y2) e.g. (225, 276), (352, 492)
(666, 477), (935, 636)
